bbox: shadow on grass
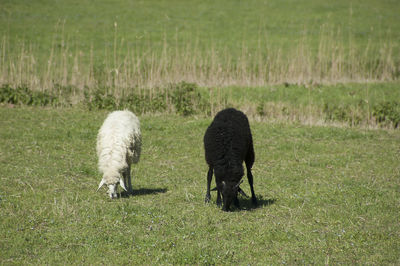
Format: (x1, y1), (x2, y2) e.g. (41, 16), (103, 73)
(238, 195), (276, 211)
(120, 188), (167, 198)
(208, 190), (276, 211)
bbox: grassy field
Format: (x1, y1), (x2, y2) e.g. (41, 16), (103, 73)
(2, 0), (399, 56)
(1, 0), (400, 88)
(1, 1), (399, 263)
(1, 107), (399, 264)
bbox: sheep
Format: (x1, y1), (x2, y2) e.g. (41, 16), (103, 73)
(96, 110), (141, 199)
(204, 108), (257, 211)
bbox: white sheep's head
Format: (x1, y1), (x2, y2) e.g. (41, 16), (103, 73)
(97, 177), (127, 199)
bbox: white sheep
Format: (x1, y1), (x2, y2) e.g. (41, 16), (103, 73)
(96, 110), (141, 198)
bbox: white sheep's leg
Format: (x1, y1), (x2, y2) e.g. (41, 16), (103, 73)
(127, 164), (133, 195)
(121, 168), (129, 195)
(122, 165), (133, 195)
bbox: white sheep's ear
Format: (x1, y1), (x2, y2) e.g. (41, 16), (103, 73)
(97, 179), (106, 192)
(119, 178), (127, 192)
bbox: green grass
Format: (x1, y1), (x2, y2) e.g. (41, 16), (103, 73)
(227, 82), (400, 128)
(1, 0), (399, 88)
(1, 0), (399, 57)
(228, 83), (400, 106)
(1, 1), (399, 262)
(1, 107), (399, 264)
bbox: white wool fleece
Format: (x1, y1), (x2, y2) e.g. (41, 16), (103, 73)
(96, 110), (141, 185)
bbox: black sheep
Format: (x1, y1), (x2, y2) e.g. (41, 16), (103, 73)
(204, 108), (257, 211)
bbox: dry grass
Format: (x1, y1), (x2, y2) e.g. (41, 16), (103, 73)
(0, 24), (398, 93)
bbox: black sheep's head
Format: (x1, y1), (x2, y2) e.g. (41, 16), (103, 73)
(219, 180), (243, 211)
(214, 164), (244, 211)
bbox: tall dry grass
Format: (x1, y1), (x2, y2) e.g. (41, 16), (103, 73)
(0, 23), (398, 94)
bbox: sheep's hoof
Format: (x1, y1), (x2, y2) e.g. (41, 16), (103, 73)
(204, 194), (211, 203)
(216, 199), (222, 207)
(252, 197), (258, 206)
(222, 206), (230, 212)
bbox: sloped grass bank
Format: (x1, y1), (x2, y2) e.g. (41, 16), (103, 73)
(1, 82), (399, 128)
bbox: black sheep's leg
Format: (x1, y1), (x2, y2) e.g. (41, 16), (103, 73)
(234, 195), (240, 208)
(245, 141), (258, 206)
(216, 190), (222, 207)
(246, 166), (257, 206)
(205, 167), (213, 203)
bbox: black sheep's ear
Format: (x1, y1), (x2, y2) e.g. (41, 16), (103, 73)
(222, 181), (226, 189)
(234, 179), (243, 188)
(238, 187), (249, 198)
(211, 187), (217, 191)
